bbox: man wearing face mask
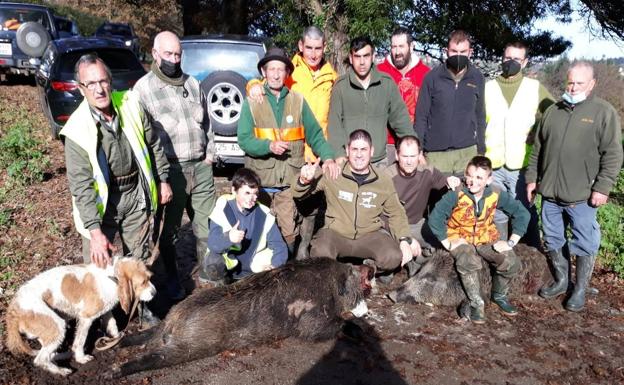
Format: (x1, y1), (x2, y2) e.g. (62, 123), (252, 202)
(526, 61), (623, 312)
(484, 41), (554, 246)
(134, 31), (216, 297)
(414, 30), (486, 175)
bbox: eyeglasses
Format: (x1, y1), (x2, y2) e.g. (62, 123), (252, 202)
(79, 79), (111, 90)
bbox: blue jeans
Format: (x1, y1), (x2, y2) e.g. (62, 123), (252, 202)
(541, 199), (600, 257)
(492, 167), (540, 245)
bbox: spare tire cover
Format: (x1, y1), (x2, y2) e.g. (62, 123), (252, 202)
(200, 70), (247, 136)
(16, 21), (50, 58)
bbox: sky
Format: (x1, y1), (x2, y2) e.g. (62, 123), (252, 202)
(535, 9), (624, 60)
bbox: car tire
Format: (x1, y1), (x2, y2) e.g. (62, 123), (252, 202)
(200, 70), (246, 136)
(16, 22), (50, 58)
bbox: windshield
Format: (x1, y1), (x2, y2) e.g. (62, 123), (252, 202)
(181, 42), (265, 81)
(59, 49), (143, 75)
(96, 24), (132, 37)
(0, 8), (50, 31)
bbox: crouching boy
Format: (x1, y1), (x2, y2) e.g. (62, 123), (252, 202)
(201, 168), (288, 286)
(428, 156), (529, 323)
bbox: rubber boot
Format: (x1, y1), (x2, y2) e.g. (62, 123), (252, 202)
(539, 248), (569, 299)
(296, 215), (315, 260)
(491, 274), (518, 316)
(459, 271), (486, 324)
(565, 255), (596, 312)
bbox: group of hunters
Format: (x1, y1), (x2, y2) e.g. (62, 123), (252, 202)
(61, 26), (623, 326)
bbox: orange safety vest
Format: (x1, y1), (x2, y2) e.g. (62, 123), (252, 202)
(447, 190), (500, 245)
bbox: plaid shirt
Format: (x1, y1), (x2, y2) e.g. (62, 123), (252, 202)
(134, 72), (215, 162)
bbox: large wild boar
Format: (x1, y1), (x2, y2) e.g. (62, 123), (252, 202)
(113, 258), (373, 377)
(388, 244), (551, 307)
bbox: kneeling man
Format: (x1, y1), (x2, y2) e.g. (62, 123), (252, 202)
(292, 129), (414, 277)
(203, 168), (287, 285)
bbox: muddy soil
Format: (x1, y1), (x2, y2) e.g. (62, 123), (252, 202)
(1, 82), (623, 385)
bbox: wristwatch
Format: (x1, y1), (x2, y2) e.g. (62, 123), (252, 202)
(507, 239), (517, 248)
(399, 236), (412, 245)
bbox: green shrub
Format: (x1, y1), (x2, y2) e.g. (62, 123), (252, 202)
(597, 201), (624, 277)
(0, 120), (49, 186)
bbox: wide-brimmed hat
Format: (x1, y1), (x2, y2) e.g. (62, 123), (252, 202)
(257, 47), (294, 75)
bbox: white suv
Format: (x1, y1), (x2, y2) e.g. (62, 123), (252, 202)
(180, 35), (267, 165)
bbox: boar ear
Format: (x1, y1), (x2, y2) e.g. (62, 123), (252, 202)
(117, 265), (134, 314)
(338, 272), (349, 296)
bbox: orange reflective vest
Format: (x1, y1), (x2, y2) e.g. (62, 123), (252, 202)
(447, 190), (500, 245)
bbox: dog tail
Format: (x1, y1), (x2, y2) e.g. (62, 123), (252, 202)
(5, 301), (35, 356)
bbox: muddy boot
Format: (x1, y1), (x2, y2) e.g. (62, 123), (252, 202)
(296, 215), (314, 261)
(539, 248), (569, 299)
(199, 252), (226, 287)
(565, 255), (596, 312)
(491, 274), (518, 316)
(459, 271), (486, 324)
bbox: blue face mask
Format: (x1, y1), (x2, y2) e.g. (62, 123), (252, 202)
(562, 91), (587, 105)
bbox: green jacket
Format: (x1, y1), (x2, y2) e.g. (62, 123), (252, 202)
(428, 185), (529, 243)
(238, 85), (334, 188)
(327, 66), (414, 162)
(291, 164), (411, 240)
(525, 96), (623, 203)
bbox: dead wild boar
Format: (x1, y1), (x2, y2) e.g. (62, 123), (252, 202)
(113, 258), (374, 377)
(388, 244), (551, 306)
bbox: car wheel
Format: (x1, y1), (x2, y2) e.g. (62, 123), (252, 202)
(16, 22), (50, 58)
(200, 71), (246, 136)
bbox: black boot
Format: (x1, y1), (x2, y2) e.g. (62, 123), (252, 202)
(539, 248), (569, 299)
(491, 274), (518, 316)
(565, 255), (596, 312)
(459, 271), (486, 324)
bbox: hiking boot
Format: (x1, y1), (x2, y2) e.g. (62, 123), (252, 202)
(539, 248), (569, 299)
(491, 274), (518, 316)
(565, 255), (596, 312)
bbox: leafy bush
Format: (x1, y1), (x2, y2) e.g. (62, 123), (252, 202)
(597, 169), (624, 277)
(0, 120), (50, 186)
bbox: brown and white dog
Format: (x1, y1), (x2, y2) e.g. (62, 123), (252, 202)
(4, 257), (156, 376)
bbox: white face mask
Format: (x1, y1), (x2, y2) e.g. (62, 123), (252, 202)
(562, 91), (587, 105)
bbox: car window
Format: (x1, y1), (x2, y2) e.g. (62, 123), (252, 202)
(58, 49), (143, 75)
(96, 24), (132, 37)
(0, 8), (50, 31)
(181, 42), (265, 81)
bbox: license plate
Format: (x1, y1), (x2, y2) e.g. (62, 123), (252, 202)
(0, 43), (11, 56)
(215, 141), (243, 156)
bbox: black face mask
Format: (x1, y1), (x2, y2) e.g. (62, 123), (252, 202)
(501, 59), (522, 78)
(159, 58), (182, 78)
(446, 55), (470, 73)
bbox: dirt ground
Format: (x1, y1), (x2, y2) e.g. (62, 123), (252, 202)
(1, 82), (623, 385)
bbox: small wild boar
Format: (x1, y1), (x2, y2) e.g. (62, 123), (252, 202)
(388, 244), (551, 306)
(114, 258), (373, 377)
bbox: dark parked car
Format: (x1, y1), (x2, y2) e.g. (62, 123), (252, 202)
(36, 37), (146, 138)
(94, 22), (140, 56)
(0, 2), (60, 77)
(180, 34), (266, 165)
(55, 16), (79, 38)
